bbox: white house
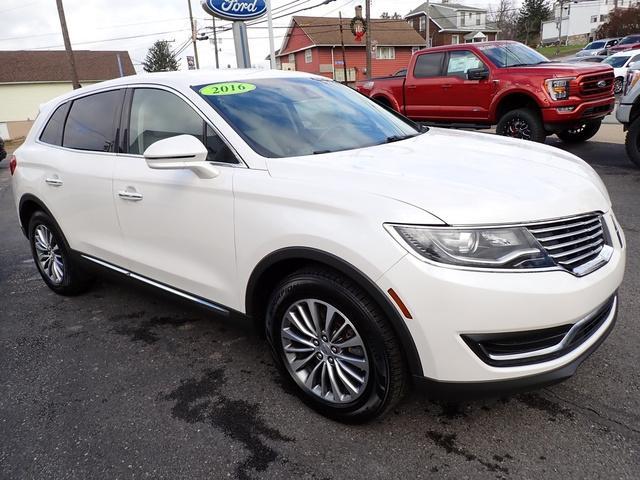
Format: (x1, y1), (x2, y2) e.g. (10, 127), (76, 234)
(541, 0), (636, 45)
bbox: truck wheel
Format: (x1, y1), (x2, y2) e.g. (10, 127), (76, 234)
(496, 108), (546, 143)
(624, 117), (640, 168)
(614, 77), (624, 95)
(556, 120), (601, 143)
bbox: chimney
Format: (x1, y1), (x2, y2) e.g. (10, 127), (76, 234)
(355, 5), (362, 17)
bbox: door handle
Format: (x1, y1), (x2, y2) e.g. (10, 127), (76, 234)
(406, 85), (417, 89)
(118, 190), (143, 201)
(45, 177), (63, 187)
(442, 84), (452, 89)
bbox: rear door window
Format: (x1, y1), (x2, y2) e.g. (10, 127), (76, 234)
(40, 102), (70, 146)
(413, 52), (445, 78)
(63, 90), (123, 152)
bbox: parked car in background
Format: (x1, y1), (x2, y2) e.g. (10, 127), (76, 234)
(602, 49), (640, 94)
(0, 137), (6, 162)
(565, 55), (608, 64)
(357, 41), (615, 143)
(10, 69), (625, 422)
(616, 61), (640, 167)
(608, 34), (640, 54)
(576, 38), (620, 57)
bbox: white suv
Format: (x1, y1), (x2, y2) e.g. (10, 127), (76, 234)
(11, 70), (625, 422)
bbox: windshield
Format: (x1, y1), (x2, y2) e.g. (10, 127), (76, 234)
(585, 41), (605, 50)
(620, 36), (640, 45)
(477, 43), (550, 68)
(604, 55), (630, 68)
(194, 78), (421, 158)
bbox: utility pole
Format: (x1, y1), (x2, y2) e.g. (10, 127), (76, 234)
(55, 0), (80, 89)
(187, 0), (200, 69)
(426, 0), (430, 47)
(556, 0), (566, 56)
(365, 0), (372, 79)
(212, 16), (220, 69)
(338, 12), (348, 85)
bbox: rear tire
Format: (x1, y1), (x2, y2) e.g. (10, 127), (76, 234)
(265, 267), (407, 423)
(28, 211), (93, 295)
(556, 119), (601, 143)
(496, 108), (546, 143)
(624, 117), (640, 168)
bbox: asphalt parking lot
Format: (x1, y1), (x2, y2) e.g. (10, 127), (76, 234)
(1, 127), (639, 480)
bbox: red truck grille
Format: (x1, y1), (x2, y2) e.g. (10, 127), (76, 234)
(579, 72), (614, 97)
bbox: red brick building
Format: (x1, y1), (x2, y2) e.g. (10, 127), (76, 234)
(275, 16), (426, 82)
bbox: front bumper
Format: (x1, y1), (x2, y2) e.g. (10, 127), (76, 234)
(616, 102), (633, 126)
(376, 214), (626, 386)
(541, 96), (615, 129)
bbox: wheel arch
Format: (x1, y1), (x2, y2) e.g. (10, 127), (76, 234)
(18, 194), (56, 238)
(492, 91), (541, 122)
(372, 94), (401, 112)
(245, 247), (424, 376)
(629, 100), (640, 124)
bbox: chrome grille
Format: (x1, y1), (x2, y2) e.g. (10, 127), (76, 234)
(527, 213), (608, 274)
(579, 72), (614, 97)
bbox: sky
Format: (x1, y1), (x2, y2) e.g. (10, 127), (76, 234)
(0, 0), (506, 71)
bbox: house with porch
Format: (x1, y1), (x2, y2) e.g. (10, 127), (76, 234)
(405, 1), (500, 47)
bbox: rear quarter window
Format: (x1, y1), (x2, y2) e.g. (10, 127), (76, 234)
(63, 90), (123, 152)
(413, 52), (445, 78)
(40, 102), (70, 146)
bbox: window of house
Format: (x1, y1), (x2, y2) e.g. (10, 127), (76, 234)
(128, 88), (235, 163)
(304, 49), (312, 63)
(63, 90), (123, 152)
(419, 16), (426, 32)
(591, 15), (598, 23)
(476, 17), (481, 25)
(40, 102), (70, 146)
(461, 16), (466, 26)
(451, 34), (460, 45)
(600, 15), (607, 22)
(446, 50), (485, 78)
(289, 53), (295, 64)
(413, 52), (445, 78)
(376, 47), (396, 60)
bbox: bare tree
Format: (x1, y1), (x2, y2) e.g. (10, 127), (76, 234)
(488, 0), (519, 40)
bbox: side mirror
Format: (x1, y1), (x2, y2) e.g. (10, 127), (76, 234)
(467, 67), (489, 81)
(143, 135), (219, 179)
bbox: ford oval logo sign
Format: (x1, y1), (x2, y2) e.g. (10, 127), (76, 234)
(201, 0), (267, 21)
(597, 80), (607, 88)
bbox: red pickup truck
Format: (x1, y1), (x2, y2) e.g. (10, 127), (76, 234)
(356, 41), (615, 143)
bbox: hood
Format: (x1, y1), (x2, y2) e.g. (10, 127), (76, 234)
(265, 128), (611, 225)
(506, 63), (612, 77)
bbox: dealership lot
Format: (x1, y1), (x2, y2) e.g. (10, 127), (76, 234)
(1, 128), (639, 479)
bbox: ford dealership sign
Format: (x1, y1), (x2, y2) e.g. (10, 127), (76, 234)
(201, 0), (267, 21)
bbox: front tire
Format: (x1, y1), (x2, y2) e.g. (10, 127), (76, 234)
(28, 211), (93, 295)
(265, 267), (407, 422)
(496, 108), (546, 143)
(556, 119), (601, 143)
(614, 77), (624, 95)
(624, 117), (640, 168)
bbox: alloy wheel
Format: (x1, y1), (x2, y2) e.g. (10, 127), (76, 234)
(280, 299), (369, 404)
(614, 78), (623, 95)
(33, 224), (64, 284)
(504, 117), (532, 140)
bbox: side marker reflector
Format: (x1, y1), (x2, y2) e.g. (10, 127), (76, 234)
(388, 288), (412, 319)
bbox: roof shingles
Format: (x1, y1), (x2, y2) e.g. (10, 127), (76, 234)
(0, 50), (135, 84)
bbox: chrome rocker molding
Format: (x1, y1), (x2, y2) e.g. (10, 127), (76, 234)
(80, 254), (229, 315)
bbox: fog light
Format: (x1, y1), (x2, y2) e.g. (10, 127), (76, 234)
(557, 106), (576, 112)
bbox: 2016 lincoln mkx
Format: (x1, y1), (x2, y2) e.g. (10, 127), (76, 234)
(11, 70), (626, 422)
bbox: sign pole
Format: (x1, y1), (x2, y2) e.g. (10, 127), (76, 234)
(266, 0), (276, 68)
(338, 12), (348, 85)
(233, 21), (251, 68)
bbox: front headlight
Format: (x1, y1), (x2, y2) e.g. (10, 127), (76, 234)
(387, 225), (555, 269)
(624, 69), (640, 96)
(545, 78), (572, 101)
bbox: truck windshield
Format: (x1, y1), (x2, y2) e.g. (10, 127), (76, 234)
(620, 36), (640, 45)
(194, 78), (421, 158)
(478, 43), (550, 68)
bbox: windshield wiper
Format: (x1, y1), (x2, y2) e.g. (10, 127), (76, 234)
(313, 149), (333, 154)
(385, 133), (419, 143)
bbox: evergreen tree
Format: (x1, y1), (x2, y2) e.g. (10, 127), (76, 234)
(517, 0), (551, 44)
(142, 40), (179, 72)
